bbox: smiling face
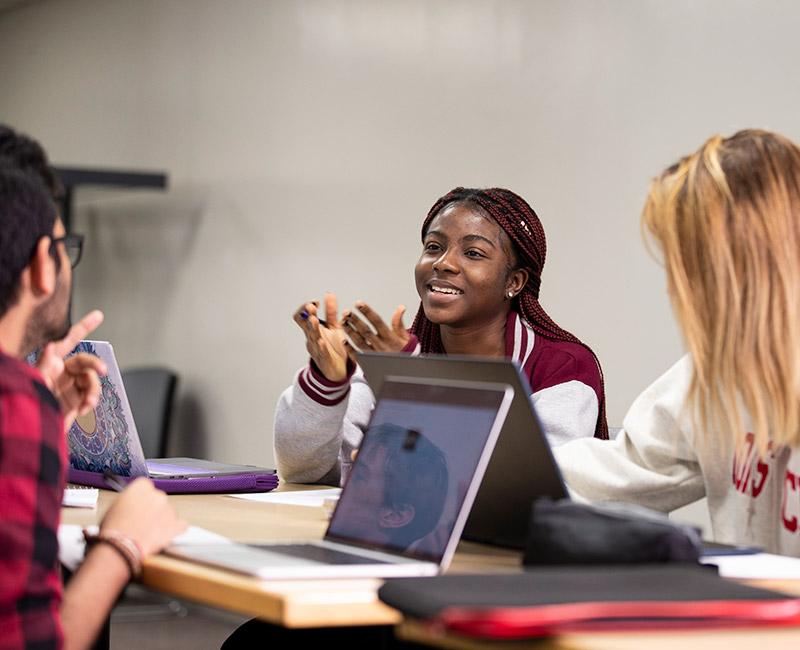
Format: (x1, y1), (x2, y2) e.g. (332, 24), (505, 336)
(414, 201), (525, 329)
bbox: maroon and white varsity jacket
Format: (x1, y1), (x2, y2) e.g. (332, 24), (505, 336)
(274, 311), (602, 484)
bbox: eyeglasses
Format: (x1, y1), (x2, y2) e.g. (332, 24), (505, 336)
(50, 233), (84, 269)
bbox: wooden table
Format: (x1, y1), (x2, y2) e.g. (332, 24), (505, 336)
(396, 622), (800, 650)
(62, 486), (800, 647)
(61, 484), (519, 628)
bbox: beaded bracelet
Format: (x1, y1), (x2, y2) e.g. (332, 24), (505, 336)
(83, 529), (143, 579)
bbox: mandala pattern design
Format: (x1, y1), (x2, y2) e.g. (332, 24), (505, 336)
(67, 341), (144, 476)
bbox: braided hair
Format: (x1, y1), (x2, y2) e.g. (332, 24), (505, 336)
(410, 187), (608, 439)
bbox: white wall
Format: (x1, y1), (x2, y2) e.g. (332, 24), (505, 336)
(0, 0), (797, 473)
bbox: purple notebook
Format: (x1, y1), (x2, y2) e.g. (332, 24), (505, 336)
(65, 341), (278, 494)
(68, 467), (278, 494)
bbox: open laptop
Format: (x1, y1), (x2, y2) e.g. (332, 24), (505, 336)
(167, 376), (514, 579)
(66, 340), (278, 493)
(358, 352), (568, 549)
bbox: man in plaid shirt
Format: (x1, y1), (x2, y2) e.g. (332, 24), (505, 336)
(0, 126), (185, 650)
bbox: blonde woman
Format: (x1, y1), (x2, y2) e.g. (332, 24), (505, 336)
(555, 129), (800, 554)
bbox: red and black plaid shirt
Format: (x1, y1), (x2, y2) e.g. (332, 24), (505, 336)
(0, 348), (65, 650)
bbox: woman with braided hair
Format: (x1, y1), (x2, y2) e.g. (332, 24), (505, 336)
(275, 187), (607, 485)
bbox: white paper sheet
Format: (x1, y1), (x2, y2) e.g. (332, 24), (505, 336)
(701, 552), (800, 579)
(228, 488), (341, 507)
(58, 524), (231, 572)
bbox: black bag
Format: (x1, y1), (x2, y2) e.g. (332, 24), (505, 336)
(523, 498), (702, 565)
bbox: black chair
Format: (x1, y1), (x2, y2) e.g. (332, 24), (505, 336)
(121, 366), (178, 458)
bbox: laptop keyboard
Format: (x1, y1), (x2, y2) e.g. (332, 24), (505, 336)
(250, 543), (391, 565)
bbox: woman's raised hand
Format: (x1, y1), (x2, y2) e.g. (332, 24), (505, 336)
(293, 293), (350, 382)
(342, 301), (410, 353)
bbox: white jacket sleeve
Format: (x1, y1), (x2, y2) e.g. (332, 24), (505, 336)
(273, 365), (374, 485)
(553, 356), (705, 513)
(532, 380), (599, 447)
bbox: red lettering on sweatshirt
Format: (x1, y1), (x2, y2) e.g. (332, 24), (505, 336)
(731, 437), (799, 535)
(732, 433), (772, 497)
(783, 469), (798, 533)
(753, 456), (769, 497)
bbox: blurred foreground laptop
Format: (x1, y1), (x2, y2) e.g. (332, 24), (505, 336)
(66, 341), (277, 493)
(358, 352), (568, 549)
(167, 376), (513, 579)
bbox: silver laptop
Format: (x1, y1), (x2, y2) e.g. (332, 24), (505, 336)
(167, 376), (514, 579)
(66, 341), (277, 491)
(357, 352), (569, 549)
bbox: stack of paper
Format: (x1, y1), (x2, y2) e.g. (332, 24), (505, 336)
(62, 486), (99, 508)
(701, 552), (800, 579)
(228, 488), (341, 507)
(58, 524), (232, 572)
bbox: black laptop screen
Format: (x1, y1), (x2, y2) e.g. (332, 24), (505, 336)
(326, 379), (507, 563)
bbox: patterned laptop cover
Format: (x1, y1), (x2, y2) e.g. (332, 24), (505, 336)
(65, 340), (278, 493)
(67, 340), (149, 477)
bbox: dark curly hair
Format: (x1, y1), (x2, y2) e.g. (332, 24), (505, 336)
(0, 166), (58, 317)
(0, 124), (63, 200)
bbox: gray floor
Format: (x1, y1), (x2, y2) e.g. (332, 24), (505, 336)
(110, 587), (248, 650)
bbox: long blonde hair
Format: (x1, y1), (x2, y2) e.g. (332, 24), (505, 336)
(643, 129), (800, 451)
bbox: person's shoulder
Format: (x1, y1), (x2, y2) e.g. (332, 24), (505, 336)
(636, 354), (693, 403)
(531, 336), (597, 372)
(0, 351), (62, 476)
(0, 349), (58, 410)
(528, 337), (601, 393)
(0, 348), (37, 386)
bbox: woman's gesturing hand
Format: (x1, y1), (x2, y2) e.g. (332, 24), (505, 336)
(342, 301), (410, 353)
(293, 292), (350, 382)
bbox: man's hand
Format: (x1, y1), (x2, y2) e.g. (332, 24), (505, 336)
(100, 478), (187, 557)
(36, 310), (106, 429)
(53, 353), (106, 428)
